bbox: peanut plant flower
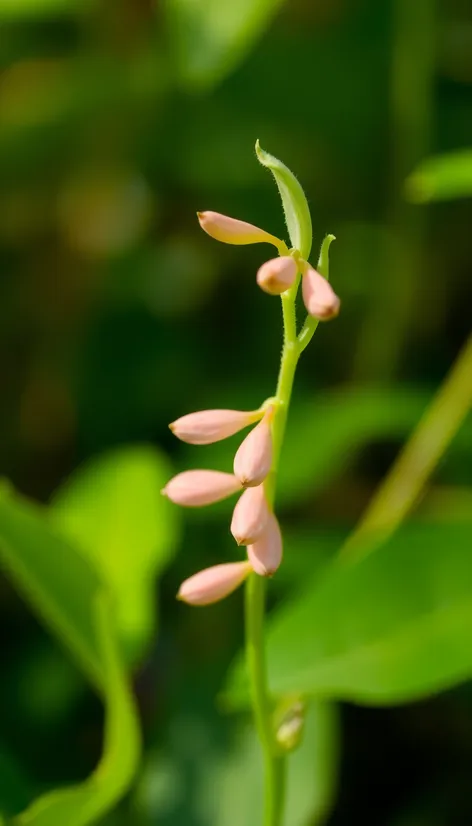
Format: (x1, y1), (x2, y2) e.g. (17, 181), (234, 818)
(231, 484), (270, 546)
(233, 407), (273, 487)
(178, 561), (253, 606)
(300, 262), (340, 320)
(169, 408), (264, 445)
(256, 256), (297, 295)
(179, 143), (340, 826)
(197, 211), (282, 248)
(247, 511), (282, 577)
(162, 470), (242, 507)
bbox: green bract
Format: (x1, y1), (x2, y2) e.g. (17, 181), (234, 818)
(255, 140), (312, 261)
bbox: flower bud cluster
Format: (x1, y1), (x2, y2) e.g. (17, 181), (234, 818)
(198, 211), (340, 319)
(163, 404), (282, 605)
(165, 209), (340, 608)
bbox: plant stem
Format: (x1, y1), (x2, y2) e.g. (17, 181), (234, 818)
(341, 332), (472, 563)
(245, 284), (300, 826)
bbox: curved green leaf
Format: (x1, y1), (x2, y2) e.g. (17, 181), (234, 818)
(0, 487), (141, 825)
(255, 140), (312, 259)
(50, 445), (179, 663)
(0, 485), (103, 688)
(227, 523), (472, 706)
(14, 595), (140, 826)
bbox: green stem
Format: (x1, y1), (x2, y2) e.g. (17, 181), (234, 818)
(341, 332), (472, 563)
(297, 234), (335, 354)
(245, 284), (300, 826)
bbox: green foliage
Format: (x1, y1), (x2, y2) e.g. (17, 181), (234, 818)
(12, 596), (140, 826)
(407, 149), (472, 202)
(50, 445), (179, 663)
(227, 523), (472, 706)
(164, 0), (285, 89)
(0, 486), (104, 687)
(200, 702), (339, 826)
(277, 385), (434, 506)
(0, 487), (140, 824)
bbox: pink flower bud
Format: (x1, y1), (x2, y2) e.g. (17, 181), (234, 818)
(178, 561), (252, 606)
(247, 512), (283, 577)
(162, 470), (241, 507)
(302, 266), (340, 320)
(233, 407), (273, 487)
(169, 408), (264, 445)
(197, 211), (281, 248)
(230, 484), (269, 546)
(256, 256), (297, 295)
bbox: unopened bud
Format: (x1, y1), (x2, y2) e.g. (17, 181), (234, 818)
(231, 484), (269, 545)
(169, 408), (264, 445)
(197, 211), (281, 248)
(177, 561), (252, 606)
(247, 512), (282, 577)
(302, 266), (340, 320)
(233, 407), (273, 487)
(162, 470), (241, 507)
(275, 701), (306, 751)
(256, 256), (297, 295)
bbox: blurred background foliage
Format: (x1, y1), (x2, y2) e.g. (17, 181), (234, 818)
(1, 0), (472, 824)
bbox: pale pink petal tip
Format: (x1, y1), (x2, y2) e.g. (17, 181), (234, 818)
(177, 561), (252, 606)
(247, 512), (283, 577)
(231, 484), (269, 545)
(302, 267), (340, 320)
(256, 256), (297, 295)
(197, 211), (280, 247)
(233, 407), (273, 487)
(169, 408), (264, 445)
(162, 470), (242, 507)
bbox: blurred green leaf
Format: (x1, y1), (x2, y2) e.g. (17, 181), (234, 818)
(277, 385), (470, 507)
(13, 595), (140, 826)
(198, 702), (339, 826)
(50, 445), (179, 663)
(256, 139), (312, 259)
(0, 486), (104, 688)
(406, 148), (472, 202)
(227, 523), (472, 706)
(164, 0), (285, 89)
(0, 488), (140, 825)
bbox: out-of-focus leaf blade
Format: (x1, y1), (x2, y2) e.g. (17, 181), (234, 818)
(0, 485), (103, 688)
(406, 148), (472, 202)
(13, 595), (140, 826)
(256, 140), (312, 258)
(198, 702), (339, 826)
(227, 524), (472, 706)
(50, 445), (179, 661)
(284, 701), (339, 826)
(164, 0), (285, 89)
(0, 488), (141, 825)
(277, 384), (472, 506)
